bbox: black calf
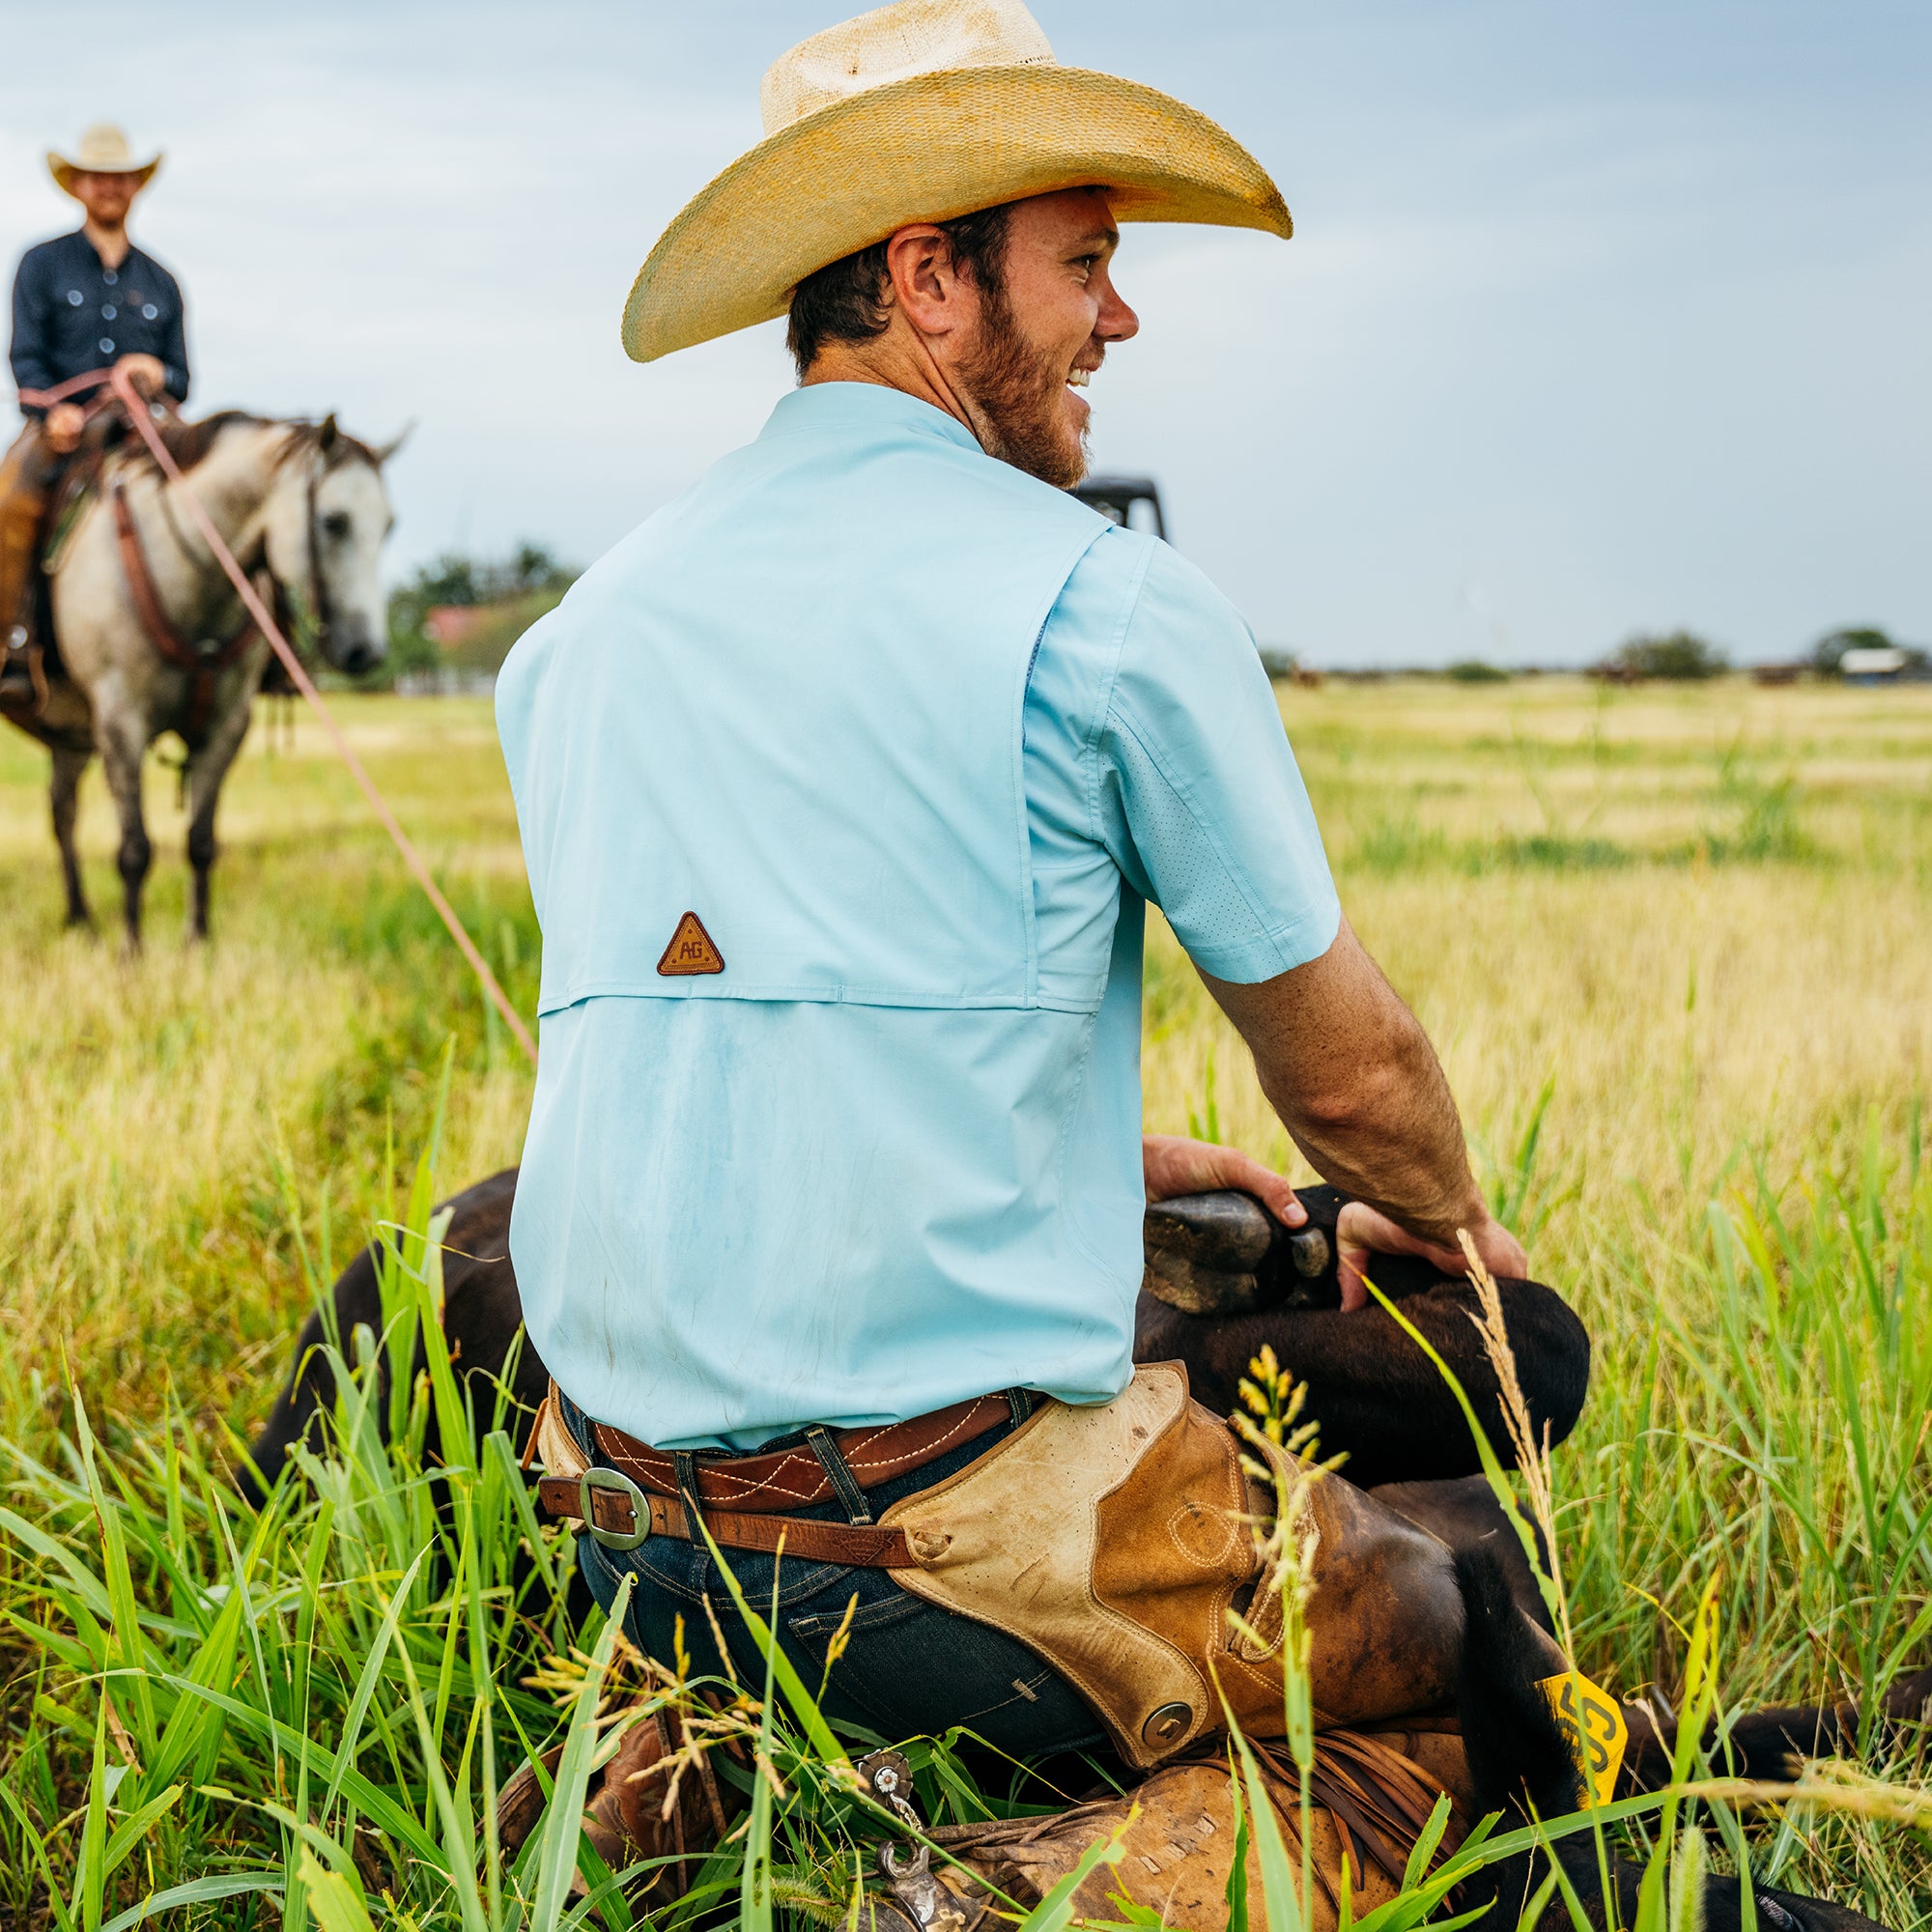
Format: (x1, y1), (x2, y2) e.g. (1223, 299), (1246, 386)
(242, 1167), (544, 1502)
(1453, 1548), (1893, 1932)
(1137, 1184), (1592, 1489)
(244, 1170), (1916, 1926)
(1623, 1667), (1932, 1793)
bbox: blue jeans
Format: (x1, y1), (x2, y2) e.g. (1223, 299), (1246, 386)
(562, 1392), (1107, 1755)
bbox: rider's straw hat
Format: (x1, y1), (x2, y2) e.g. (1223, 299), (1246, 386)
(47, 124), (162, 195)
(622, 0), (1291, 363)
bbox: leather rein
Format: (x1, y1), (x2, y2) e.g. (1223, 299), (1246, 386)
(109, 480), (269, 746)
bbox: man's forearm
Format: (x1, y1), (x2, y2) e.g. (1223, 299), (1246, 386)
(1202, 920), (1488, 1250)
(1257, 1013), (1484, 1247)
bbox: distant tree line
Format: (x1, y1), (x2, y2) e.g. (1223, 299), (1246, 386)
(1579, 624), (1926, 684)
(1302, 622), (1928, 686)
(1595, 631), (1729, 681)
(382, 541), (579, 680)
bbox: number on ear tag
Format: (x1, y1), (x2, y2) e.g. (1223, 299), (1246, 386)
(1536, 1668), (1628, 1806)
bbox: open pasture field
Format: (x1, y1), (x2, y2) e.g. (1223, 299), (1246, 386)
(0, 676), (1927, 1923)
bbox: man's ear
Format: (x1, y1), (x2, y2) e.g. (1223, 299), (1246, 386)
(886, 224), (963, 337)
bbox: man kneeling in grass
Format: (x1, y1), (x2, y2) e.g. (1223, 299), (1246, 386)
(496, 0), (1526, 1888)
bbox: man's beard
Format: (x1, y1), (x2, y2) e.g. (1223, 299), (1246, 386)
(957, 286), (1091, 490)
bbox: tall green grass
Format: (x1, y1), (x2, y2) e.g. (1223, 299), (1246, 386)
(2, 684), (1929, 1923)
(3, 1114), (1928, 1924)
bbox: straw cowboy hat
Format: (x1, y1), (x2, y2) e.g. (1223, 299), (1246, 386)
(622, 0), (1292, 363)
(47, 124), (162, 195)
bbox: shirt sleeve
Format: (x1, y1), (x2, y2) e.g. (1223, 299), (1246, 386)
(1094, 540), (1339, 983)
(10, 251), (56, 410)
(156, 263), (189, 404)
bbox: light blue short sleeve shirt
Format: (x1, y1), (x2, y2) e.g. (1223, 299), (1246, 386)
(497, 384), (1338, 1449)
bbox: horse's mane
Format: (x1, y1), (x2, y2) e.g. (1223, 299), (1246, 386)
(138, 410), (382, 478)
(277, 417), (384, 472)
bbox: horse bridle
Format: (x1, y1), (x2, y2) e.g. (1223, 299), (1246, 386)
(302, 454), (335, 651)
(168, 428), (337, 653)
(163, 422), (337, 651)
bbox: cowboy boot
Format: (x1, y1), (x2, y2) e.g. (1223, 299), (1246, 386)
(0, 426), (52, 698)
(497, 1703), (736, 1903)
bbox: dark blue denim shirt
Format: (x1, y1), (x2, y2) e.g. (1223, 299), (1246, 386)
(10, 228), (189, 412)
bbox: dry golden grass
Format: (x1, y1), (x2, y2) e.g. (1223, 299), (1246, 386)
(0, 696), (533, 1439)
(1147, 678), (1932, 1264)
(0, 676), (1923, 1441)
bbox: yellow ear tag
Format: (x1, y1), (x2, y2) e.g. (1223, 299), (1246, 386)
(1537, 1669), (1628, 1806)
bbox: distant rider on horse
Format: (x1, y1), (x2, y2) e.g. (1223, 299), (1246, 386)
(2, 124), (187, 700)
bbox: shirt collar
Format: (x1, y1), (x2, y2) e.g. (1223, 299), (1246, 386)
(67, 228), (141, 275)
(760, 381), (983, 455)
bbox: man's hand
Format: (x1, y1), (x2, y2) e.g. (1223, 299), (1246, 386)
(1335, 1202), (1528, 1313)
(43, 403), (85, 453)
(115, 353), (168, 399)
(1140, 1134), (1527, 1314)
(1197, 918), (1534, 1310)
(1142, 1133), (1306, 1229)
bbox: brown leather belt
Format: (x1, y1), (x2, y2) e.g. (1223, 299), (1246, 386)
(536, 1478), (917, 1568)
(536, 1386), (1027, 1569)
(590, 1390), (1020, 1511)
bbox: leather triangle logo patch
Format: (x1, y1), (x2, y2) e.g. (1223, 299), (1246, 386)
(657, 910), (724, 977)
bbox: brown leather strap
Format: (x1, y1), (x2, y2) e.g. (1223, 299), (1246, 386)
(1248, 1730), (1459, 1898)
(537, 1475), (914, 1569)
(587, 1388), (1020, 1513)
(111, 477), (257, 744)
(112, 478), (192, 666)
(16, 368), (117, 410)
(1305, 1732), (1456, 1887)
(1320, 1731), (1446, 1838)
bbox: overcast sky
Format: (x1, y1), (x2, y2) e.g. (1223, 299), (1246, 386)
(4, 0), (1926, 666)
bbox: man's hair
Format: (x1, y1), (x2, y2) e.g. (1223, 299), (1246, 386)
(785, 205), (1012, 377)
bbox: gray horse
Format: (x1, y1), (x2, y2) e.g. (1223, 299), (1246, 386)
(5, 409), (398, 945)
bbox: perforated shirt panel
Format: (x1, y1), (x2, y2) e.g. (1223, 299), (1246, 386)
(1024, 527), (1338, 988)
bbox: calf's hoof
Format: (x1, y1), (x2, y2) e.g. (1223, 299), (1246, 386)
(1143, 1190), (1335, 1315)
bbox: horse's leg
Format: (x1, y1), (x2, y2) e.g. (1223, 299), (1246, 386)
(95, 710), (153, 952)
(183, 692), (254, 942)
(48, 744), (94, 929)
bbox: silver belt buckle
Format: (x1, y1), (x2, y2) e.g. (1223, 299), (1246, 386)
(580, 1464), (650, 1550)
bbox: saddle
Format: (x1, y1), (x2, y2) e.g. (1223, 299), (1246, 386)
(493, 1713), (1475, 1932)
(910, 1727), (1472, 1932)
